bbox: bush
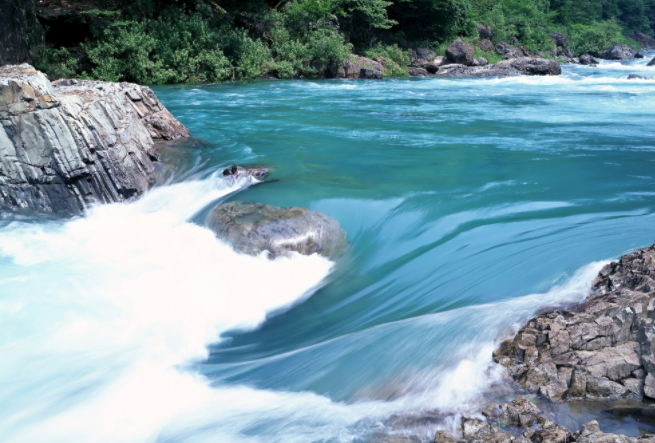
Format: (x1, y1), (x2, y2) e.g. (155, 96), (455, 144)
(363, 43), (410, 76)
(566, 20), (640, 56)
(31, 46), (79, 79)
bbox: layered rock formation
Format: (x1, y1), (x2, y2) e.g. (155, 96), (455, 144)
(494, 243), (655, 402)
(205, 201), (345, 258)
(0, 64), (189, 213)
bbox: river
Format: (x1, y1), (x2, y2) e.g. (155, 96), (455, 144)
(1, 55), (655, 442)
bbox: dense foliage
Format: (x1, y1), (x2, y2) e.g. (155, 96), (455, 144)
(30, 0), (653, 83)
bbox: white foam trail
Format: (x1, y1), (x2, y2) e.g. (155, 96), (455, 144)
(0, 173), (333, 443)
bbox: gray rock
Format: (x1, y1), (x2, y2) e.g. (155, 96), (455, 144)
(222, 163), (270, 181)
(205, 201), (345, 258)
(0, 64), (189, 213)
(550, 32), (567, 48)
(413, 48), (437, 62)
(337, 55), (384, 79)
(557, 47), (574, 59)
(494, 243), (655, 402)
(627, 74), (653, 80)
(630, 32), (655, 49)
(601, 44), (635, 60)
(495, 42), (530, 60)
(473, 57), (489, 67)
(478, 23), (493, 40)
(648, 58), (655, 67)
(579, 54), (601, 65)
(635, 52), (646, 59)
(446, 39), (475, 66)
(408, 67), (429, 76)
(479, 39), (494, 52)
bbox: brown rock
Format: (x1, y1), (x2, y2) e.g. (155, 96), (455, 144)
(446, 39), (475, 66)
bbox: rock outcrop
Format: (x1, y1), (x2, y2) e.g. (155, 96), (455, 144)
(433, 397), (655, 443)
(438, 57), (561, 78)
(0, 64), (189, 213)
(205, 201), (344, 258)
(630, 32), (655, 49)
(494, 243), (655, 402)
(446, 39), (475, 66)
(601, 44), (635, 60)
(337, 56), (384, 79)
(579, 54), (601, 66)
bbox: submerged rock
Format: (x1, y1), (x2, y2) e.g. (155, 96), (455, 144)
(627, 74), (654, 80)
(0, 64), (189, 213)
(494, 243), (655, 402)
(222, 163), (270, 181)
(648, 58), (655, 67)
(205, 201), (344, 258)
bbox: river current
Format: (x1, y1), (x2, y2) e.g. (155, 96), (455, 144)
(1, 55), (655, 442)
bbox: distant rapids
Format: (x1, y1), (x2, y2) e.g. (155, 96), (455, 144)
(1, 54), (655, 442)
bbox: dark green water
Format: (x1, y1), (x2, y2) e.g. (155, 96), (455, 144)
(1, 56), (655, 443)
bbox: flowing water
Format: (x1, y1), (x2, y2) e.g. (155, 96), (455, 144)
(2, 55), (655, 443)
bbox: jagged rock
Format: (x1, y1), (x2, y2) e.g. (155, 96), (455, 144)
(601, 44), (635, 60)
(337, 56), (384, 79)
(630, 32), (655, 49)
(496, 42), (530, 60)
(479, 39), (494, 52)
(494, 243), (655, 402)
(438, 57), (560, 78)
(478, 23), (493, 40)
(205, 201), (345, 258)
(648, 58), (655, 67)
(446, 39), (475, 66)
(550, 32), (567, 48)
(579, 54), (601, 65)
(221, 163), (269, 182)
(0, 64), (189, 213)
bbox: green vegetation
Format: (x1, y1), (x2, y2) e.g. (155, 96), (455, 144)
(28, 0), (653, 83)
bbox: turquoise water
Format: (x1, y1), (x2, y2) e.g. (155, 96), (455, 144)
(1, 56), (655, 442)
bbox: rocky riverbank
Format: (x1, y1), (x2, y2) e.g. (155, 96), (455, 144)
(0, 64), (189, 213)
(421, 243), (655, 443)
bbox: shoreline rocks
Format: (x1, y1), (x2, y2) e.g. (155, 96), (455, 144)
(493, 243), (655, 403)
(438, 57), (561, 78)
(205, 201), (345, 258)
(0, 64), (189, 213)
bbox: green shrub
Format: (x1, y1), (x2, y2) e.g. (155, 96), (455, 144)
(31, 46), (79, 79)
(306, 27), (353, 64)
(363, 43), (410, 77)
(566, 20), (640, 56)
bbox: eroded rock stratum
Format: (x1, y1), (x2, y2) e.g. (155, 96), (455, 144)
(494, 244), (655, 402)
(0, 64), (189, 213)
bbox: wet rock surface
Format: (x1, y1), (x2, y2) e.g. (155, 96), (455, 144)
(0, 64), (189, 213)
(222, 163), (270, 181)
(205, 201), (344, 258)
(438, 57), (560, 78)
(601, 44), (635, 60)
(579, 54), (601, 66)
(494, 243), (655, 403)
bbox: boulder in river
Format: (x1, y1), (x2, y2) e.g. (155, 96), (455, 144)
(601, 44), (635, 60)
(494, 242), (655, 402)
(0, 64), (189, 213)
(446, 39), (475, 66)
(635, 52), (646, 59)
(579, 54), (601, 65)
(222, 164), (270, 181)
(205, 201), (345, 258)
(648, 58), (655, 67)
(438, 57), (560, 78)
